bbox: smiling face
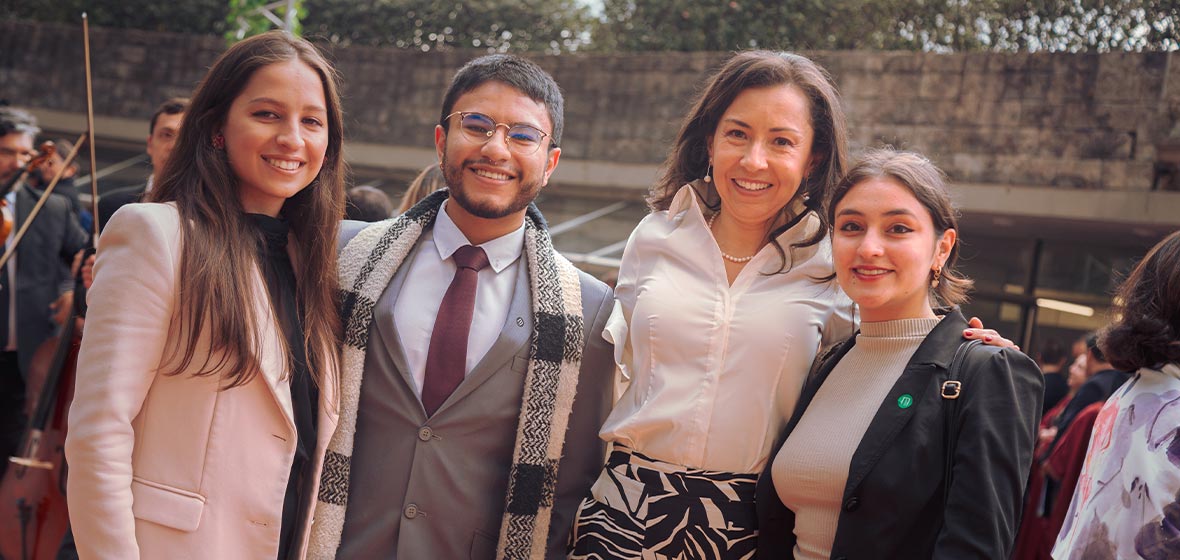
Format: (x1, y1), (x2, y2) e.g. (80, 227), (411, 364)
(221, 59), (328, 217)
(707, 84), (814, 232)
(435, 80), (560, 243)
(832, 177), (955, 322)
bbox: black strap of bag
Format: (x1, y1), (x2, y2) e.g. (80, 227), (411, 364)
(942, 339), (980, 505)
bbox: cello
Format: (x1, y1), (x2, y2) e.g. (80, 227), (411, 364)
(0, 13), (102, 560)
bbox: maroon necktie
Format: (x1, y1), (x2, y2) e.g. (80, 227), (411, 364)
(421, 245), (490, 416)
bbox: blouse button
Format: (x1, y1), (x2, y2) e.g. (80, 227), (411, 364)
(843, 496), (860, 511)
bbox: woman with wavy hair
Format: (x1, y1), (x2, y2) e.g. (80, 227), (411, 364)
(1053, 230), (1180, 560)
(65, 31), (344, 559)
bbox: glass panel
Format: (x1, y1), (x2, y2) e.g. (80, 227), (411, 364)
(955, 234), (1034, 296)
(1036, 241), (1144, 298)
(960, 297), (1024, 344)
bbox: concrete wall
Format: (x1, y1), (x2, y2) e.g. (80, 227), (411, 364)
(3, 20), (1179, 224)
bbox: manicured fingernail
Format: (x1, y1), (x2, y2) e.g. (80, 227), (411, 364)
(984, 336), (993, 342)
(963, 330), (973, 337)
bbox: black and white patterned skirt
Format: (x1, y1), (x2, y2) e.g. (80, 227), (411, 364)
(568, 445), (758, 560)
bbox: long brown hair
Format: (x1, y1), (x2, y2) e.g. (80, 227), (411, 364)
(828, 149), (973, 306)
(649, 50), (848, 272)
(149, 31), (345, 388)
(1100, 231), (1180, 372)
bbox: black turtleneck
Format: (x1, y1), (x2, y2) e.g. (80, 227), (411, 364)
(247, 214), (318, 560)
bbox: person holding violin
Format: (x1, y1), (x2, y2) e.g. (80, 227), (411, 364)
(0, 106), (88, 480)
(65, 31), (344, 559)
(27, 137), (87, 227)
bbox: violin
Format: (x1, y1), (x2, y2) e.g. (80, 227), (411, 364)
(0, 143), (56, 243)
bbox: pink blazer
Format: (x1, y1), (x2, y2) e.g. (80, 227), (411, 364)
(65, 203), (339, 559)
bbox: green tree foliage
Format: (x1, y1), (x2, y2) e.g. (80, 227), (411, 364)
(301, 0), (594, 52)
(592, 0), (1180, 52)
(903, 0), (1180, 52)
(0, 0), (227, 34)
(226, 0), (305, 44)
(4, 0), (1175, 53)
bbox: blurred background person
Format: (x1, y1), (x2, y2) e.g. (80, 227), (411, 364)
(1054, 230), (1180, 559)
(1036, 337), (1070, 416)
(344, 185), (393, 221)
(396, 162), (444, 214)
(97, 97), (188, 230)
(1012, 334), (1132, 560)
(0, 107), (87, 479)
(27, 137), (87, 228)
(1013, 351), (1088, 560)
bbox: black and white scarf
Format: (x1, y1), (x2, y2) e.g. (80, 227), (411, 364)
(309, 189), (586, 560)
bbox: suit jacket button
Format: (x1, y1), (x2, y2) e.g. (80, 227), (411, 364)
(843, 496), (860, 511)
(404, 504), (419, 519)
(418, 427), (433, 441)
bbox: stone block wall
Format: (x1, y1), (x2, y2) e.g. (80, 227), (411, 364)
(2, 20), (1175, 191)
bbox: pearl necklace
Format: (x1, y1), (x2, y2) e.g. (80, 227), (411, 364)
(707, 213), (757, 264)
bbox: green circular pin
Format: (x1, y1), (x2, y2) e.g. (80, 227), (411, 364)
(897, 394), (914, 409)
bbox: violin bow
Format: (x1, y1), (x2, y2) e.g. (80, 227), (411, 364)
(0, 15), (102, 271)
(82, 12), (100, 239)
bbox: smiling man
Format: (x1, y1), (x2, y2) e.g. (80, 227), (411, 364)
(309, 55), (615, 560)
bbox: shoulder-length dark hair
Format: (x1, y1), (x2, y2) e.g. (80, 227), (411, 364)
(1100, 231), (1180, 372)
(649, 50), (848, 272)
(149, 31), (345, 388)
(828, 149), (973, 306)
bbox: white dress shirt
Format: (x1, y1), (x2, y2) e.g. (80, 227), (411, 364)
(599, 184), (857, 473)
(392, 200), (524, 399)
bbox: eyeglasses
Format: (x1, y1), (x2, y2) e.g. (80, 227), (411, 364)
(444, 111), (554, 155)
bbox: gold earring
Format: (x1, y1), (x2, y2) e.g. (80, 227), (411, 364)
(930, 267), (942, 288)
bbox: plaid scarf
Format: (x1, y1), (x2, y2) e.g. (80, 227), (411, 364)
(308, 190), (586, 560)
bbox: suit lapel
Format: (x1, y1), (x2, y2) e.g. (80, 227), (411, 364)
(434, 256), (531, 415)
(252, 266), (296, 430)
(372, 241), (419, 398)
(843, 363), (940, 500)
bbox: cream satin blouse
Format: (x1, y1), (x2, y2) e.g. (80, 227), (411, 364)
(599, 184), (856, 473)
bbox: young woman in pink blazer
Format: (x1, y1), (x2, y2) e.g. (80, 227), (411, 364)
(65, 31), (344, 559)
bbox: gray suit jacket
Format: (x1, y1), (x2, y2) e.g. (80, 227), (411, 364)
(335, 220), (615, 560)
(13, 187), (88, 373)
